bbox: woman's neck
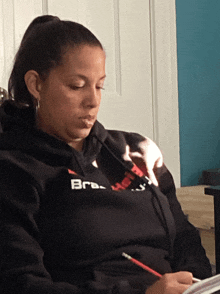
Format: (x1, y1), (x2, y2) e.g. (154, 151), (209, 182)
(68, 138), (84, 151)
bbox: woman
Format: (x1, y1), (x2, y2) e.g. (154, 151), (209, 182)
(0, 15), (212, 294)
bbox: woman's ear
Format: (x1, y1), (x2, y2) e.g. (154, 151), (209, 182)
(24, 70), (42, 100)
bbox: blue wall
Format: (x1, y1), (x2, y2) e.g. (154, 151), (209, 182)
(176, 0), (220, 186)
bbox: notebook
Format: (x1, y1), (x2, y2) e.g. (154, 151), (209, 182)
(183, 274), (220, 294)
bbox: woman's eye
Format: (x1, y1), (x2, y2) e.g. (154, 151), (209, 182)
(69, 85), (82, 90)
(69, 84), (105, 90)
(97, 85), (105, 90)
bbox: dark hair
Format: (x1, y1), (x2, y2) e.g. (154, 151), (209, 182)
(8, 15), (103, 109)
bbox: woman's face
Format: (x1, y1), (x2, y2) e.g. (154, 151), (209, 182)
(36, 45), (106, 149)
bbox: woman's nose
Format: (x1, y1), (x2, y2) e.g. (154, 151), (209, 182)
(82, 88), (100, 108)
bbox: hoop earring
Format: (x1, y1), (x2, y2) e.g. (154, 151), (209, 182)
(34, 99), (40, 112)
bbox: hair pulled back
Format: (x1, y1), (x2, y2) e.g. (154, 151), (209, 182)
(8, 15), (103, 109)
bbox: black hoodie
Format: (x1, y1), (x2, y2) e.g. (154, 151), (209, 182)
(0, 102), (212, 294)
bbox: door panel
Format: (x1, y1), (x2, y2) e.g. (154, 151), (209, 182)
(0, 0), (43, 89)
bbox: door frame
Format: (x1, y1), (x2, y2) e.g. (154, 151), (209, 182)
(149, 0), (180, 187)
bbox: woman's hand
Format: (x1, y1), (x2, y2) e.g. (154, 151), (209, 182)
(145, 271), (193, 294)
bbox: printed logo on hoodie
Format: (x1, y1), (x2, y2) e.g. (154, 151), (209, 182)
(68, 169), (106, 190)
(111, 165), (151, 191)
(68, 165), (151, 191)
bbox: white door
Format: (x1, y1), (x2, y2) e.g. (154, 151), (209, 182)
(0, 0), (180, 186)
(0, 0), (43, 90)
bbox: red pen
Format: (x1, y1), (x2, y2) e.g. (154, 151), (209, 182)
(122, 252), (200, 283)
(122, 252), (162, 278)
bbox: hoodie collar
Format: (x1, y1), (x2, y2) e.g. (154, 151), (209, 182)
(0, 101), (108, 166)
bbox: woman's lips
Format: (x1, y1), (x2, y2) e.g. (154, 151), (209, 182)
(79, 115), (96, 128)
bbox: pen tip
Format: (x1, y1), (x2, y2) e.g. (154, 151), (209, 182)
(122, 252), (132, 260)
